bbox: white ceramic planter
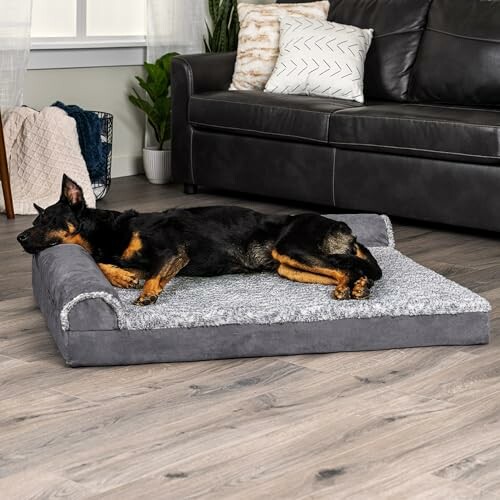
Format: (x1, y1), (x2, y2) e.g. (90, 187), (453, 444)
(143, 147), (172, 185)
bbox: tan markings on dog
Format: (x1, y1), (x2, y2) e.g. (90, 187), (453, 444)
(48, 223), (92, 253)
(333, 284), (351, 300)
(124, 267), (147, 281)
(140, 276), (163, 300)
(135, 248), (190, 306)
(354, 243), (368, 260)
(272, 248), (354, 301)
(277, 264), (336, 285)
(271, 249), (349, 283)
(98, 264), (141, 289)
(121, 232), (143, 260)
(64, 233), (92, 253)
(352, 276), (370, 300)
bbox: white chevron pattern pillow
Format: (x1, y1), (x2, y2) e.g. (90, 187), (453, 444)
(229, 2), (330, 92)
(265, 16), (373, 103)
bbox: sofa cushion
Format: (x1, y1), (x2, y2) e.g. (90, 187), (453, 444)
(277, 0), (432, 102)
(330, 103), (500, 165)
(411, 0), (500, 105)
(265, 16), (373, 104)
(189, 90), (362, 144)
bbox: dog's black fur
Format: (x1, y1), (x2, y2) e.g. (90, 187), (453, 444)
(18, 175), (382, 305)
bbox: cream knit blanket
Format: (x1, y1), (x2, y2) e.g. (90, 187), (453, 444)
(1, 106), (96, 215)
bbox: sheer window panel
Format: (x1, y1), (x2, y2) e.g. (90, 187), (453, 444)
(31, 0), (77, 38)
(86, 0), (146, 37)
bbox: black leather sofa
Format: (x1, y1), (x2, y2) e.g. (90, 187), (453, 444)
(172, 0), (500, 232)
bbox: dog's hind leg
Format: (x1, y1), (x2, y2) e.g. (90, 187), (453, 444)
(273, 214), (382, 299)
(272, 249), (379, 300)
(324, 249), (380, 299)
(134, 249), (189, 306)
(98, 264), (143, 289)
(272, 249), (356, 299)
(277, 264), (336, 285)
(351, 276), (372, 300)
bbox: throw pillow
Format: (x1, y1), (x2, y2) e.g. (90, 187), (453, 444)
(229, 1), (330, 92)
(265, 16), (373, 103)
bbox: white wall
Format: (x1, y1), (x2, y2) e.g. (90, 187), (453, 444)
(25, 66), (145, 178)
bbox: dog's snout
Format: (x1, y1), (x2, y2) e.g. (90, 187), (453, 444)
(17, 232), (29, 243)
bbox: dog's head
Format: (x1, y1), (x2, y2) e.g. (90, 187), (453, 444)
(17, 175), (90, 254)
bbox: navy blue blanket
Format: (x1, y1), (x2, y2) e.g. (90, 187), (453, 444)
(53, 102), (108, 183)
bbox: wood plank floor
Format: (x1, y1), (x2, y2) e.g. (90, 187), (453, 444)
(1, 175), (499, 499)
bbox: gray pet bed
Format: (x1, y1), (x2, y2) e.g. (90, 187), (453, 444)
(32, 214), (490, 367)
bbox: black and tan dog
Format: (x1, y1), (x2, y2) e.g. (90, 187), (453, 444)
(17, 175), (382, 305)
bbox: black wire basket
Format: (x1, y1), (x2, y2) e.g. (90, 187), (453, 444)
(91, 111), (113, 200)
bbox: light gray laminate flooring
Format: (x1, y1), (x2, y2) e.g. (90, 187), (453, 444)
(1, 175), (499, 499)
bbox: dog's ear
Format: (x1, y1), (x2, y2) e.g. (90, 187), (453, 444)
(60, 174), (86, 210)
(33, 203), (44, 215)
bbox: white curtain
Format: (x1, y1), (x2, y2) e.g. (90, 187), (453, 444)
(145, 0), (207, 148)
(0, 0), (33, 112)
(146, 0), (208, 63)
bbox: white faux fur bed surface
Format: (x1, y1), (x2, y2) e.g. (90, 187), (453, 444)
(114, 248), (491, 330)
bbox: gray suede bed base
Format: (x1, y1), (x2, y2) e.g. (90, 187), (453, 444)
(31, 214), (490, 367)
(38, 301), (489, 368)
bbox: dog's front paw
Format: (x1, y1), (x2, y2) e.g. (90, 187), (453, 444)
(332, 285), (351, 300)
(133, 294), (158, 306)
(99, 264), (141, 289)
(117, 272), (141, 289)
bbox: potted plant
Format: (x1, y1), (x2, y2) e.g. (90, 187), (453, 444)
(205, 0), (239, 53)
(129, 52), (178, 184)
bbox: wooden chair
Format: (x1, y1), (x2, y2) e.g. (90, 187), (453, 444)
(0, 111), (14, 219)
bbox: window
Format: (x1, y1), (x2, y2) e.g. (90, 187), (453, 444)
(86, 0), (146, 37)
(31, 0), (146, 44)
(30, 0), (147, 68)
(31, 0), (77, 38)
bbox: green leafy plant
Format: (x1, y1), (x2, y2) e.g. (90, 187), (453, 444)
(205, 0), (239, 53)
(128, 52), (178, 150)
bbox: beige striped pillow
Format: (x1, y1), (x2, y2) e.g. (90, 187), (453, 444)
(229, 2), (330, 92)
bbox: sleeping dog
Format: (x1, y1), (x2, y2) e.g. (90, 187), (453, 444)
(17, 175), (382, 305)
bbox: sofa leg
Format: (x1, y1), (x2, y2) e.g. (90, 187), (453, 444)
(184, 183), (198, 195)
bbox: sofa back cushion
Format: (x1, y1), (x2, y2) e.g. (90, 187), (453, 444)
(277, 0), (432, 101)
(410, 0), (500, 105)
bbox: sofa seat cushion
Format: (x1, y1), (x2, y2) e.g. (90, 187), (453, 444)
(330, 103), (500, 165)
(189, 90), (362, 144)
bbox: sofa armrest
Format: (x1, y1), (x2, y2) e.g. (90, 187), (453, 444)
(172, 52), (236, 94)
(172, 52), (236, 184)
